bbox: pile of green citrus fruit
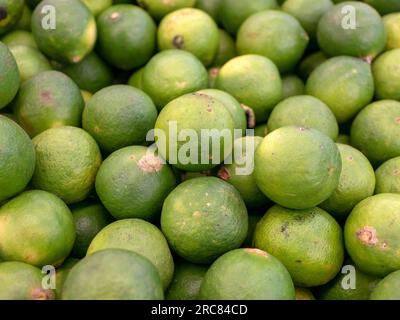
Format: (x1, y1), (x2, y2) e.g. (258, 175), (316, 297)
(1, 0), (400, 301)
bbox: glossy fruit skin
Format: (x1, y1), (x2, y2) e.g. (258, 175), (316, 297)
(375, 157), (400, 194)
(372, 49), (400, 101)
(166, 262), (208, 300)
(216, 54), (282, 124)
(31, 0), (97, 64)
(254, 205), (344, 287)
(267, 95), (338, 140)
(219, 0), (279, 35)
(0, 42), (20, 110)
(364, 0), (400, 15)
(0, 0), (25, 35)
(282, 0), (334, 41)
(82, 85), (158, 153)
(0, 116), (35, 203)
(281, 75), (305, 99)
(154, 93), (235, 172)
(344, 193), (400, 277)
(316, 260), (379, 300)
(0, 190), (76, 267)
(317, 2), (386, 60)
(1, 30), (37, 49)
(199, 248), (295, 300)
(13, 70), (84, 137)
(95, 146), (176, 220)
(0, 261), (55, 300)
(158, 8), (219, 67)
(320, 144), (375, 220)
(237, 10), (309, 73)
(142, 50), (208, 110)
(138, 0), (196, 21)
(370, 270), (400, 300)
(161, 177), (248, 264)
(32, 126), (102, 204)
(62, 249), (164, 300)
(60, 52), (113, 94)
(383, 13), (400, 50)
(218, 136), (270, 209)
(97, 5), (156, 70)
(255, 126), (342, 209)
(306, 56), (374, 123)
(70, 201), (112, 258)
(350, 100), (400, 166)
(9, 45), (52, 83)
(87, 219), (174, 289)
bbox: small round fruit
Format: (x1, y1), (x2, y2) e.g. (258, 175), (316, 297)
(316, 260), (379, 300)
(81, 0), (112, 16)
(344, 193), (400, 277)
(282, 75), (305, 99)
(298, 51), (328, 80)
(372, 49), (400, 101)
(32, 126), (102, 204)
(217, 136), (270, 209)
(295, 288), (315, 300)
(317, 2), (386, 60)
(282, 0), (333, 41)
(82, 85), (158, 153)
(166, 262), (207, 300)
(267, 95), (338, 140)
(254, 126), (341, 209)
(0, 190), (76, 267)
(336, 134), (350, 145)
(306, 56), (374, 123)
(1, 30), (37, 49)
(95, 146), (176, 220)
(161, 177), (248, 264)
(195, 0), (221, 22)
(13, 70), (84, 137)
(142, 50), (208, 110)
(0, 262), (55, 300)
(138, 0), (196, 21)
(158, 8), (218, 66)
(375, 157), (400, 194)
(254, 205), (344, 287)
(0, 42), (19, 109)
(62, 249), (164, 300)
(60, 52), (113, 94)
(237, 10), (309, 73)
(97, 5), (156, 70)
(370, 270), (400, 300)
(154, 93), (235, 172)
(127, 67), (144, 89)
(15, 4), (32, 30)
(199, 248), (295, 300)
(0, 116), (35, 203)
(87, 219), (174, 289)
(320, 144), (375, 220)
(31, 0), (97, 63)
(9, 45), (51, 83)
(219, 0), (279, 35)
(383, 13), (400, 50)
(196, 88), (247, 134)
(0, 0), (25, 35)
(212, 29), (236, 67)
(254, 123), (268, 137)
(216, 54), (282, 123)
(70, 200), (112, 258)
(55, 258), (79, 299)
(350, 100), (400, 165)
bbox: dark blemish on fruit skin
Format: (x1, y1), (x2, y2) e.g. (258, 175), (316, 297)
(217, 166), (230, 181)
(41, 91), (52, 103)
(395, 117), (400, 124)
(348, 156), (354, 161)
(280, 223), (289, 238)
(356, 226), (378, 246)
(0, 7), (7, 21)
(172, 35), (184, 49)
(393, 169), (400, 176)
(295, 260), (302, 264)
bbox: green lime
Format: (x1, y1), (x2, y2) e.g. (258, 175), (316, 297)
(372, 49), (400, 101)
(0, 41), (19, 109)
(375, 157), (400, 194)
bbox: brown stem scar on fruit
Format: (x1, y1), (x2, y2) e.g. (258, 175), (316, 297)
(172, 35), (184, 49)
(31, 288), (55, 300)
(241, 104), (256, 129)
(192, 211), (201, 218)
(0, 7), (7, 20)
(209, 67), (219, 77)
(217, 166), (230, 181)
(110, 12), (120, 20)
(362, 55), (373, 65)
(245, 248), (268, 257)
(395, 117), (400, 124)
(356, 226), (378, 246)
(138, 154), (163, 173)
